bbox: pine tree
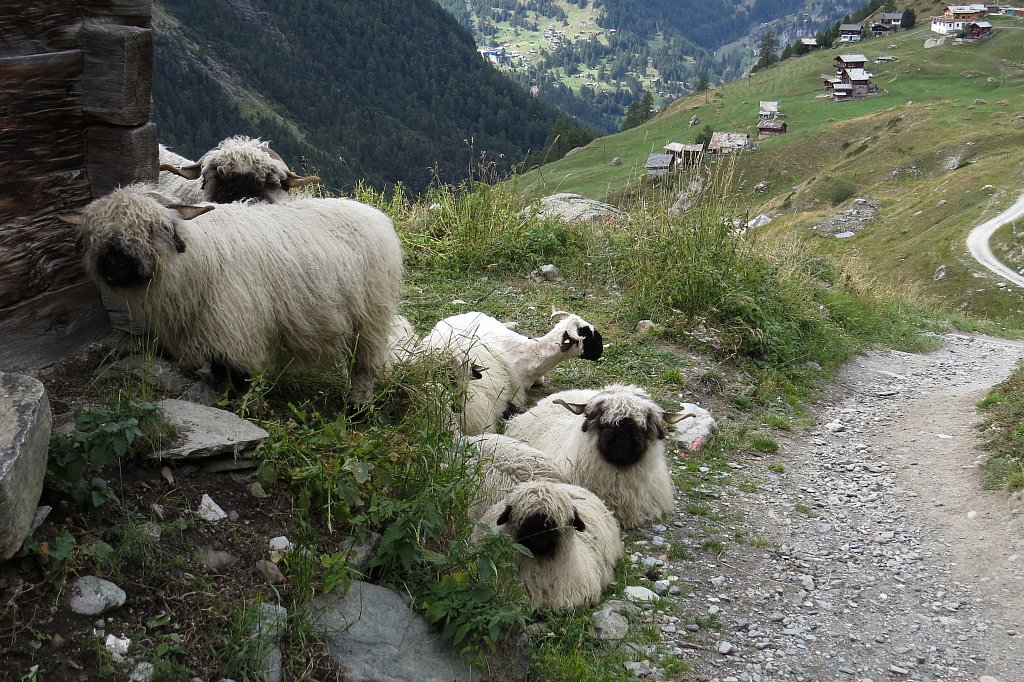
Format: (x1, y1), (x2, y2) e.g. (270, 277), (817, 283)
(902, 8), (916, 29)
(752, 31), (778, 72)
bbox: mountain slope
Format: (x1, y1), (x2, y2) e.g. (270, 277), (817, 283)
(153, 0), (587, 193)
(516, 17), (1024, 323)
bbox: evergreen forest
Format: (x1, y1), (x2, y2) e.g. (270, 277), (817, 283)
(152, 0), (591, 194)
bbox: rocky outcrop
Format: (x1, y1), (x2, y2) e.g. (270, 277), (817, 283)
(150, 399), (268, 461)
(0, 372), (51, 560)
(529, 193), (626, 224)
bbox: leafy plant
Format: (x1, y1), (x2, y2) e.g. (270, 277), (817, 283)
(21, 528), (77, 587)
(45, 401), (170, 515)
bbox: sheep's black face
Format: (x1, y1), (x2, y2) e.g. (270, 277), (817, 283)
(514, 513), (561, 559)
(595, 418), (648, 468)
(206, 171), (271, 203)
(96, 242), (149, 288)
(578, 327), (604, 360)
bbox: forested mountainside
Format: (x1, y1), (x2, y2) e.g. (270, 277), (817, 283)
(152, 0), (591, 194)
(435, 0), (862, 133)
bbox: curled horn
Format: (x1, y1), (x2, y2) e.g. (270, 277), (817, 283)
(287, 170), (321, 187)
(550, 307), (570, 320)
(551, 307), (582, 341)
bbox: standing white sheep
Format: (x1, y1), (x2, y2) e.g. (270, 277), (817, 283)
(62, 185), (402, 404)
(505, 384), (693, 528)
(159, 135), (319, 203)
(462, 433), (569, 520)
(421, 310), (604, 434)
(474, 480), (623, 610)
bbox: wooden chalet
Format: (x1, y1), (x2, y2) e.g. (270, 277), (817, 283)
(967, 20), (993, 37)
(0, 0), (157, 370)
(645, 153), (674, 177)
(870, 21), (893, 37)
(663, 142), (703, 166)
(838, 23), (863, 41)
(842, 68), (876, 96)
(800, 37), (819, 50)
(931, 4), (989, 33)
(757, 120), (787, 139)
(758, 100), (780, 120)
(880, 11), (904, 28)
(707, 132), (749, 155)
(835, 54), (868, 72)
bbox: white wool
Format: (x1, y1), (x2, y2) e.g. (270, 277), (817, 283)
(384, 314), (418, 368)
(463, 433), (569, 520)
(421, 311), (602, 435)
(156, 145), (205, 204)
(505, 384), (682, 528)
(75, 186), (402, 403)
(475, 481), (622, 610)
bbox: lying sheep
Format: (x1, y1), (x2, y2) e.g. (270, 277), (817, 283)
(157, 144), (204, 204)
(160, 135), (319, 203)
(62, 185), (402, 404)
(475, 480), (622, 610)
(505, 384), (693, 528)
(421, 310), (604, 434)
(463, 433), (569, 519)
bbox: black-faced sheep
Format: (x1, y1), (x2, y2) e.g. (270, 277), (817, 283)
(463, 433), (569, 519)
(421, 310), (604, 434)
(475, 480), (622, 610)
(504, 384), (693, 528)
(160, 135), (319, 204)
(62, 185), (402, 404)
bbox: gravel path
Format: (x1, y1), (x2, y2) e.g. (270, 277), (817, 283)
(640, 334), (1024, 681)
(965, 191), (1024, 289)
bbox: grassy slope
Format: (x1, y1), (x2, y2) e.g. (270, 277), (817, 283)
(517, 17), (1024, 328)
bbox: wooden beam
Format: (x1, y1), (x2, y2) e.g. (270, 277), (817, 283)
(0, 0), (152, 57)
(0, 280), (111, 371)
(86, 121), (158, 198)
(81, 24), (153, 125)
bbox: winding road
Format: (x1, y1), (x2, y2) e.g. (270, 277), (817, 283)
(965, 191), (1024, 288)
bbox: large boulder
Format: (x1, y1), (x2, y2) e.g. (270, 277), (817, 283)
(308, 581), (479, 681)
(529, 193), (626, 224)
(0, 372), (51, 560)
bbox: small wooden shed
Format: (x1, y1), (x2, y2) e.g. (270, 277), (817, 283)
(0, 1), (158, 370)
(663, 142), (703, 167)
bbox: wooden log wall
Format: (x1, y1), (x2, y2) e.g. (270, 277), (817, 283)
(0, 0), (157, 370)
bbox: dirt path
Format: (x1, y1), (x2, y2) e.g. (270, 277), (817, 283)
(965, 191), (1024, 288)
(649, 334), (1024, 681)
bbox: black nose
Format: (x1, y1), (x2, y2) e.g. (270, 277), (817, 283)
(579, 328), (604, 361)
(97, 244), (146, 287)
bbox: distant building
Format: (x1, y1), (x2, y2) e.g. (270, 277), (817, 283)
(645, 153), (674, 177)
(838, 23), (863, 41)
(842, 68), (876, 96)
(880, 11), (904, 28)
(663, 142), (703, 166)
(826, 55), (876, 100)
(707, 132), (750, 155)
(835, 54), (868, 71)
(757, 120), (788, 139)
(758, 100), (780, 120)
(967, 20), (994, 37)
(931, 4), (989, 34)
(800, 37), (819, 49)
(870, 21), (893, 37)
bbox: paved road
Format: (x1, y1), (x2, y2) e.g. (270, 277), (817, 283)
(965, 191), (1024, 288)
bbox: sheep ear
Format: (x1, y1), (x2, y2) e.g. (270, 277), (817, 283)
(171, 204), (215, 221)
(160, 163), (202, 180)
(496, 505), (512, 526)
(57, 211), (84, 226)
(470, 363), (487, 380)
(170, 229), (187, 254)
(552, 398), (588, 415)
(287, 170), (321, 187)
(571, 508), (586, 532)
(663, 410), (695, 425)
(648, 413), (666, 440)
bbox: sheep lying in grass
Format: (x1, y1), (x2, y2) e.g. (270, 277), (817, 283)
(505, 384), (693, 528)
(160, 135), (319, 203)
(62, 185), (402, 404)
(463, 433), (569, 519)
(421, 310), (604, 434)
(475, 480), (622, 610)
(157, 144), (204, 204)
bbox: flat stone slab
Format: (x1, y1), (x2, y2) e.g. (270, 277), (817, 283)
(150, 399), (267, 461)
(0, 372), (51, 559)
(529, 193), (626, 224)
(308, 580), (479, 682)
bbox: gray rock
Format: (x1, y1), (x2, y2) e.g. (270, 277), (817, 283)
(308, 580), (479, 681)
(0, 372), (51, 559)
(624, 586), (659, 603)
(98, 355), (191, 394)
(635, 320), (657, 334)
(539, 264), (559, 280)
(259, 647), (282, 682)
(201, 456), (259, 473)
(753, 181), (768, 192)
(718, 640), (736, 654)
(150, 399), (268, 460)
(529, 193), (626, 224)
(68, 576), (126, 616)
(593, 607), (629, 642)
(610, 156), (622, 166)
(341, 531), (382, 571)
(129, 662), (155, 682)
(934, 264), (947, 281)
(196, 548), (239, 572)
